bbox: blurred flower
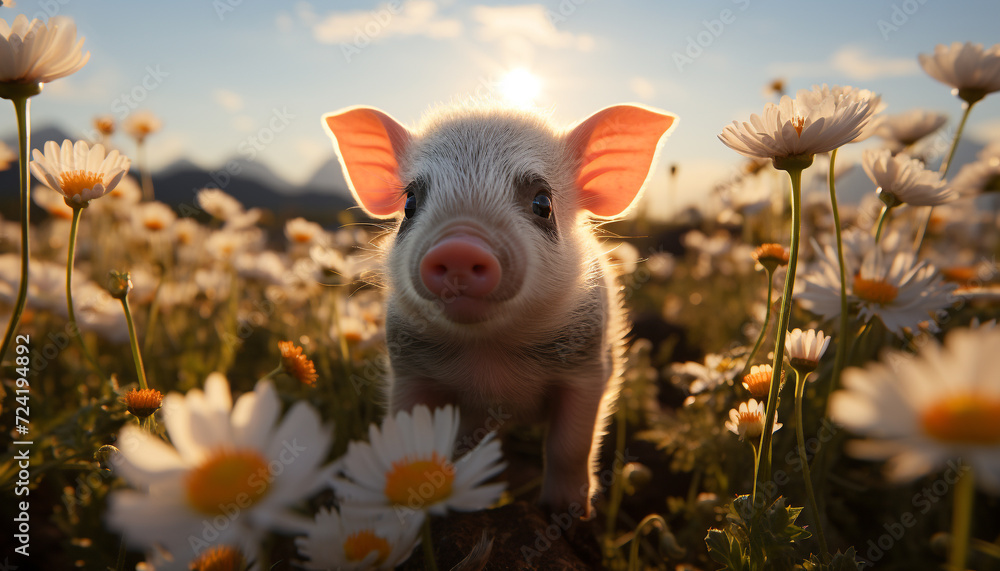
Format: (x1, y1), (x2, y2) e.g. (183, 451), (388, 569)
(333, 405), (506, 523)
(673, 352), (743, 394)
(295, 506), (421, 570)
(104, 174), (142, 205)
(742, 364), (779, 398)
(285, 217), (326, 245)
(752, 243), (789, 272)
(644, 252), (675, 281)
(785, 328), (830, 373)
(874, 109), (948, 151)
(0, 140), (14, 170)
(29, 140), (130, 208)
(605, 240), (640, 274)
(32, 185), (73, 220)
(141, 543), (259, 571)
(123, 110), (162, 143)
(236, 251), (288, 286)
(172, 217), (204, 246)
(862, 148), (955, 207)
(106, 270), (132, 300)
(919, 42), (1000, 104)
(0, 15), (89, 84)
(725, 399), (782, 442)
(798, 232), (956, 336)
(278, 341), (318, 386)
(94, 114), (115, 137)
(831, 328), (1000, 493)
(197, 188), (244, 221)
(108, 374), (336, 564)
(719, 85), (880, 163)
(134, 201), (176, 232)
(123, 388), (162, 419)
(950, 159), (1000, 196)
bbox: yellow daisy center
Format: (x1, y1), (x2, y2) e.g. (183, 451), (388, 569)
(59, 170), (104, 198)
(144, 218), (167, 231)
(290, 231), (314, 243)
(853, 275), (899, 305)
(343, 529), (391, 564)
(186, 449), (270, 515)
(189, 544), (247, 571)
(921, 394), (1000, 445)
(736, 409), (764, 437)
(383, 452), (455, 508)
(940, 266), (977, 286)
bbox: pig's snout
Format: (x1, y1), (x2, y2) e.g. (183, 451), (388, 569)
(420, 235), (501, 300)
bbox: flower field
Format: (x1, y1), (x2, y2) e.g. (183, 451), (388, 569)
(1, 10), (1000, 571)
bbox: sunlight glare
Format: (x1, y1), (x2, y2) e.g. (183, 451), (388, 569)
(498, 68), (542, 108)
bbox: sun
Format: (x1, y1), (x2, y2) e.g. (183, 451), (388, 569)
(498, 68), (542, 108)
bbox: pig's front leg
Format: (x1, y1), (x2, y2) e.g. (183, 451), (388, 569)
(538, 377), (610, 520)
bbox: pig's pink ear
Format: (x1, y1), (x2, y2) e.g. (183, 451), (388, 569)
(323, 107), (411, 218)
(567, 104), (677, 218)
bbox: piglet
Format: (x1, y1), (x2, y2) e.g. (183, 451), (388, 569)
(323, 102), (676, 517)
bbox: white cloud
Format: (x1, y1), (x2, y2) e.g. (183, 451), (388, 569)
(310, 1), (461, 44)
(831, 46), (918, 80)
(629, 77), (655, 100)
(471, 4), (594, 59)
(213, 89), (244, 113)
(45, 68), (120, 103)
(275, 12), (294, 34)
(768, 45), (919, 81)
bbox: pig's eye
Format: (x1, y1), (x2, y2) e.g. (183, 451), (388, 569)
(404, 192), (417, 218)
(531, 193), (552, 219)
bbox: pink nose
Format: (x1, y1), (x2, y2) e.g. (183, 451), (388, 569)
(420, 236), (501, 299)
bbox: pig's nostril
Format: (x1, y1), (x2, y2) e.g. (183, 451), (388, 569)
(420, 236), (501, 299)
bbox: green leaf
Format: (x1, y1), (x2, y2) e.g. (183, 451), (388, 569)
(706, 528), (746, 571)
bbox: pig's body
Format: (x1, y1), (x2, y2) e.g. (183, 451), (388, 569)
(324, 103), (676, 516)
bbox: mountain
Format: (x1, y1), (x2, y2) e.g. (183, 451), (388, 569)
(305, 156), (351, 197)
(3, 124), (77, 153)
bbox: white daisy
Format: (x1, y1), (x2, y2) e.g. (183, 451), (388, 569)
(295, 506), (421, 570)
(333, 405), (506, 523)
(919, 42), (1000, 104)
(107, 374), (337, 566)
(0, 15), (89, 84)
(785, 328), (831, 373)
(124, 109), (162, 143)
(950, 159), (1000, 196)
(725, 399), (782, 442)
(672, 352), (743, 395)
(797, 231), (956, 336)
(134, 201), (176, 232)
(197, 188), (244, 221)
(29, 140), (130, 208)
(719, 84), (880, 163)
(874, 109), (948, 151)
(862, 148), (955, 207)
(284, 217), (327, 245)
(830, 327), (1000, 493)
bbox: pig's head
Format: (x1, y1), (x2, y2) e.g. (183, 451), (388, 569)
(323, 104), (676, 333)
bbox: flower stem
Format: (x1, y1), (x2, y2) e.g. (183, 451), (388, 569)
(0, 96), (31, 367)
(421, 516), (439, 571)
(66, 208), (107, 379)
(740, 268), (775, 379)
(605, 390), (628, 537)
(874, 205), (891, 244)
(823, 148), (850, 411)
(628, 514), (667, 571)
(949, 466), (975, 571)
(793, 369), (829, 561)
(137, 140), (154, 201)
(754, 166), (803, 507)
(916, 101), (976, 251)
(119, 295), (149, 391)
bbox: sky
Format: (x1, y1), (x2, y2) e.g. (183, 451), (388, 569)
(3, 0), (1000, 217)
